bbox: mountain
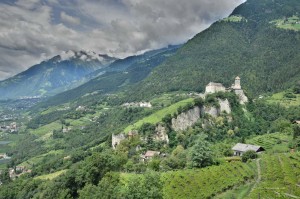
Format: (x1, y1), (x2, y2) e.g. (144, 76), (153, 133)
(1, 0), (300, 198)
(0, 51), (117, 99)
(37, 45), (181, 107)
(126, 0), (300, 99)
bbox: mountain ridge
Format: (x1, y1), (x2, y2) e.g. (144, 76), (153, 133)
(0, 51), (117, 99)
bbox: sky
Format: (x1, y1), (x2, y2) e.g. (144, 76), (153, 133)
(0, 0), (245, 80)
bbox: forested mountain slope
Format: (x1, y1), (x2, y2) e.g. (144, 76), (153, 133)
(129, 0), (300, 99)
(0, 51), (116, 99)
(36, 45), (180, 108)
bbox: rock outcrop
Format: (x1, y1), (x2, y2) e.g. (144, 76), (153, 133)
(234, 90), (248, 104)
(154, 124), (169, 143)
(218, 99), (231, 114)
(112, 133), (125, 149)
(171, 106), (201, 131)
(202, 106), (219, 118)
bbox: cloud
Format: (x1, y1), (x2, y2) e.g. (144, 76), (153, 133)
(0, 0), (245, 80)
(60, 11), (81, 25)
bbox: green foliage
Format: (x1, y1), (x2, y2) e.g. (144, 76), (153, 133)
(248, 153), (300, 198)
(161, 145), (187, 170)
(124, 98), (194, 132)
(126, 0), (300, 100)
(270, 118), (294, 134)
(188, 135), (214, 168)
(293, 81), (300, 94)
(266, 89), (300, 107)
(247, 132), (292, 153)
(0, 168), (11, 184)
(241, 150), (257, 162)
(194, 97), (204, 107)
(161, 162), (256, 199)
(273, 15), (300, 31)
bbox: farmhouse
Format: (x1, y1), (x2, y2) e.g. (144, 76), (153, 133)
(232, 143), (265, 156)
(140, 150), (160, 162)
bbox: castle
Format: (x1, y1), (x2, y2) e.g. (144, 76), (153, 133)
(205, 76), (248, 104)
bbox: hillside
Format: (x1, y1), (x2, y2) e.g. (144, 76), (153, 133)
(0, 51), (116, 99)
(36, 45), (180, 108)
(127, 0), (300, 100)
(1, 0), (300, 198)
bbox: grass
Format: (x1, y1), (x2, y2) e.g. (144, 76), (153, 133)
(272, 15), (300, 31)
(248, 153), (300, 198)
(30, 121), (62, 136)
(19, 150), (64, 168)
(35, 169), (67, 180)
(161, 161), (256, 199)
(124, 98), (194, 133)
(0, 134), (25, 153)
(214, 182), (254, 199)
(222, 15), (245, 22)
(246, 132), (292, 153)
(265, 90), (300, 107)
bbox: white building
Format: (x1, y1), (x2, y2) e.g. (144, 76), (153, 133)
(205, 82), (226, 94)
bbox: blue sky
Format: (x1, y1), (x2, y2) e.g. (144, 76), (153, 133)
(0, 0), (244, 80)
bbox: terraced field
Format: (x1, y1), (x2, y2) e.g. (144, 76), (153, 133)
(248, 153), (300, 198)
(247, 133), (291, 153)
(161, 162), (256, 199)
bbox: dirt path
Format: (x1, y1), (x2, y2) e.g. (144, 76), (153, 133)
(250, 158), (261, 193)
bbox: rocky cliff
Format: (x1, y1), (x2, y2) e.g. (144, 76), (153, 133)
(171, 106), (201, 131)
(171, 98), (232, 132)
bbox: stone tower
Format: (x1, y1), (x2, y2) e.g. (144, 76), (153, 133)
(233, 76), (241, 90)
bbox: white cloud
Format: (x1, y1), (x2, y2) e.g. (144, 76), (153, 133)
(59, 50), (76, 61)
(60, 11), (81, 25)
(0, 0), (245, 80)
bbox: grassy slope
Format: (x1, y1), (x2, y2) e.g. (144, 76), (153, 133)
(248, 153), (300, 198)
(161, 162), (256, 199)
(265, 91), (300, 107)
(30, 121), (62, 136)
(247, 132), (292, 153)
(19, 150), (64, 168)
(35, 169), (67, 180)
(124, 98), (194, 132)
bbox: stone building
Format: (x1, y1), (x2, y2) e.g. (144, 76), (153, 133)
(205, 82), (226, 94)
(112, 133), (125, 149)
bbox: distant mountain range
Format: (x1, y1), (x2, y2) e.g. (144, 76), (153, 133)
(0, 51), (117, 99)
(36, 45), (181, 107)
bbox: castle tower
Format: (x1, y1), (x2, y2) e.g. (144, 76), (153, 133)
(234, 76), (241, 90)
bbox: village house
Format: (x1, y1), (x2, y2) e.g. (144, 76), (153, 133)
(140, 150), (160, 162)
(232, 143), (265, 156)
(0, 153), (8, 159)
(9, 166), (31, 179)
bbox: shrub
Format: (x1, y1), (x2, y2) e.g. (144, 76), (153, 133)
(241, 150), (257, 162)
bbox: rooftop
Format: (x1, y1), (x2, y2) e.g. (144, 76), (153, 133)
(207, 82), (225, 87)
(144, 150), (160, 157)
(232, 143), (263, 152)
